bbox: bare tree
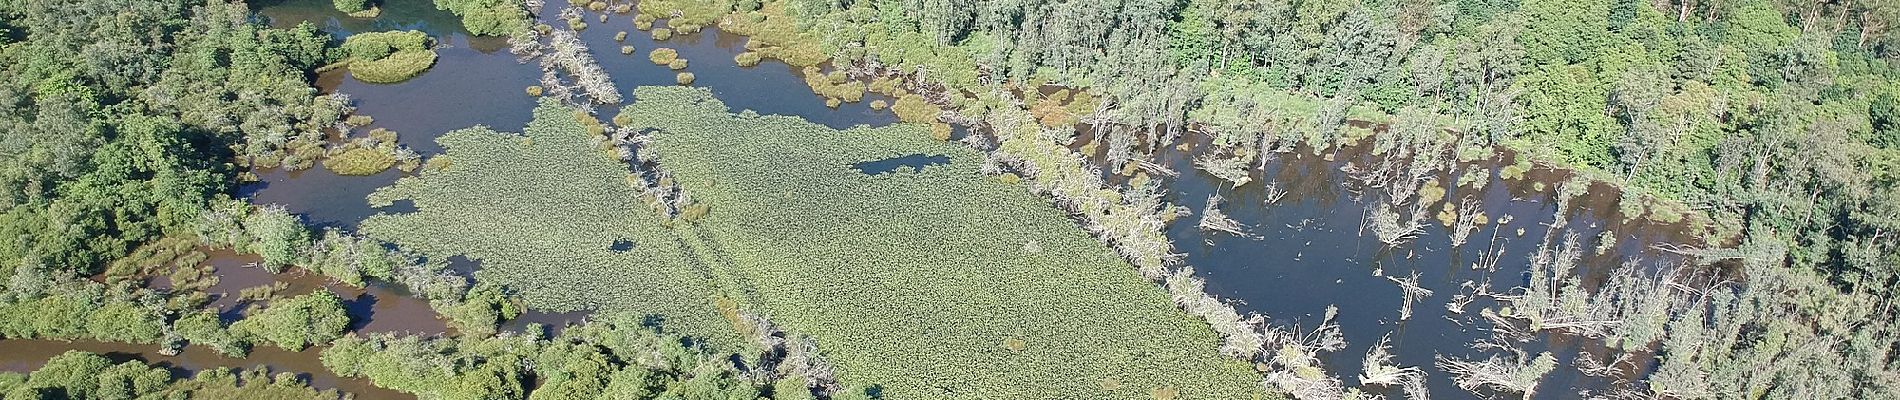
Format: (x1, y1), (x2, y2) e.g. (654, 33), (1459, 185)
(1387, 270), (1435, 320)
(1199, 194), (1254, 238)
(1436, 350), (1556, 399)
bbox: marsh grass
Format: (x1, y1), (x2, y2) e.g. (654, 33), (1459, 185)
(649, 47), (678, 65)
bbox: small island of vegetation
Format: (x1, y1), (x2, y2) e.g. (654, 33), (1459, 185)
(340, 30), (438, 84)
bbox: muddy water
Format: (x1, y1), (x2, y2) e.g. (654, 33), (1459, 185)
(0, 339), (411, 400)
(203, 250), (451, 336)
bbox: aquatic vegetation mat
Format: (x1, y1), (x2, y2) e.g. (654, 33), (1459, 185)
(360, 88), (1262, 398)
(623, 87), (1263, 398)
(359, 100), (731, 341)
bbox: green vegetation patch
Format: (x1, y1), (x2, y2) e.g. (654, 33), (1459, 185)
(359, 99), (731, 341)
(361, 88), (1261, 397)
(621, 87), (1263, 398)
(341, 30), (438, 84)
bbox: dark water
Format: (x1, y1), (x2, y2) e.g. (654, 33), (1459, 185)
(1150, 138), (1696, 398)
(851, 153), (951, 175)
(0, 339), (411, 400)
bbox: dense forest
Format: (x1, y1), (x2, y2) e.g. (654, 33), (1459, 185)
(3, 0), (1899, 396)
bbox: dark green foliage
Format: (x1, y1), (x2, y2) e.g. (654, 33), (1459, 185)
(0, 352), (339, 400)
(322, 316), (784, 400)
(174, 311), (251, 357)
(0, 0), (342, 279)
(341, 31), (438, 83)
(231, 291), (350, 350)
(0, 278), (168, 345)
(431, 0), (530, 36)
(334, 0), (371, 13)
(8, 351), (170, 400)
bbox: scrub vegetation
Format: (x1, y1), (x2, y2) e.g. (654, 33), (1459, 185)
(340, 30), (438, 84)
(0, 351), (343, 400)
(322, 314), (867, 400)
(429, 0), (528, 36)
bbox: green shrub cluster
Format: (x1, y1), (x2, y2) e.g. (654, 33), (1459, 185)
(229, 291), (351, 351)
(0, 0), (344, 278)
(341, 31), (438, 84)
(431, 0), (529, 36)
(321, 315), (852, 400)
(0, 351), (341, 400)
(333, 0), (371, 13)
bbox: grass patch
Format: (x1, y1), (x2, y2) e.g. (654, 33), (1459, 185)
(341, 31), (437, 84)
(648, 47), (678, 65)
(321, 146), (395, 175)
(622, 87), (1264, 398)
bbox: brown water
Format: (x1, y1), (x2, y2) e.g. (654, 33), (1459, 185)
(202, 250), (452, 336)
(0, 339), (410, 399)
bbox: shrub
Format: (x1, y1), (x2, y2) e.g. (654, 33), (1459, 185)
(890, 94), (939, 123)
(734, 51), (761, 67)
(675, 72), (695, 85)
(434, 0), (527, 36)
(231, 291), (350, 350)
(566, 17), (587, 31)
(869, 99), (888, 110)
(526, 85), (543, 96)
(621, 45), (635, 55)
(342, 31), (437, 84)
(322, 146), (396, 175)
(667, 59), (688, 70)
(334, 0), (370, 13)
(648, 47), (678, 65)
(929, 123), (952, 141)
(614, 31), (628, 41)
(651, 28), (673, 41)
(243, 206), (308, 271)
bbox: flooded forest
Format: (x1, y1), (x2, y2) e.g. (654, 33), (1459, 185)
(1, 0), (1897, 398)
